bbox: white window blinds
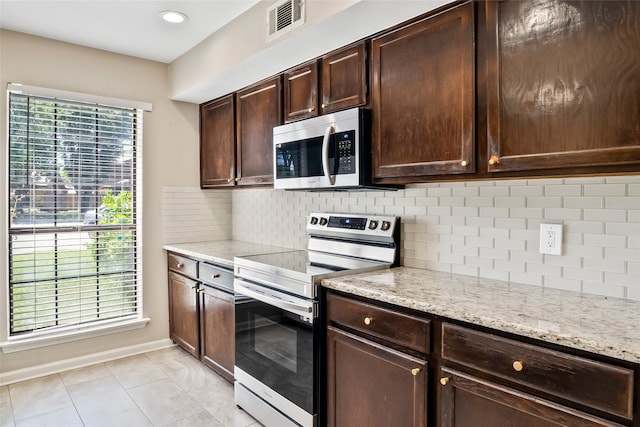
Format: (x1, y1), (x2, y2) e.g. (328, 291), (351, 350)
(7, 86), (144, 336)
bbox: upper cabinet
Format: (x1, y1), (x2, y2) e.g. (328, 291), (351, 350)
(371, 2), (475, 183)
(236, 76), (283, 186)
(485, 0), (640, 173)
(321, 42), (368, 114)
(284, 60), (319, 122)
(200, 95), (236, 188)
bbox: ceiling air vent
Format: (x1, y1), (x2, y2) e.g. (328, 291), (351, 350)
(267, 0), (305, 41)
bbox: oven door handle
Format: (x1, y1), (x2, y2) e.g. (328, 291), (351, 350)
(234, 280), (315, 321)
(321, 125), (336, 186)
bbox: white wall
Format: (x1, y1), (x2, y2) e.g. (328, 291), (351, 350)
(232, 177), (640, 301)
(0, 30), (200, 375)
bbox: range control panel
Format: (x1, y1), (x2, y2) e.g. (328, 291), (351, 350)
(307, 212), (398, 241)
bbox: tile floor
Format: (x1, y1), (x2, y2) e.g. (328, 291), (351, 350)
(0, 346), (260, 427)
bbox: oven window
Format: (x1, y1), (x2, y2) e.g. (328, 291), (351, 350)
(254, 314), (298, 373)
(236, 299), (316, 414)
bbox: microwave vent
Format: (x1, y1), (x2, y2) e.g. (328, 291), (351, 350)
(267, 0), (305, 41)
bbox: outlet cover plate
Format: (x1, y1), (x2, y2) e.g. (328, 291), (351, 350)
(539, 223), (563, 255)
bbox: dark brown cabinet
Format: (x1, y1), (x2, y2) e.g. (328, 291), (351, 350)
(167, 252), (235, 382)
(199, 284), (235, 382)
(371, 1), (475, 183)
(326, 292), (430, 427)
(321, 42), (368, 114)
(438, 322), (634, 426)
(439, 368), (624, 427)
(485, 0), (640, 173)
(168, 271), (199, 357)
(284, 60), (319, 122)
(236, 76), (282, 186)
(200, 95), (236, 188)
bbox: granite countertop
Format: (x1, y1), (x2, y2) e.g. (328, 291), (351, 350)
(322, 267), (640, 364)
(162, 240), (294, 269)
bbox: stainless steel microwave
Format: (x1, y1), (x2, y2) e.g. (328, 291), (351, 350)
(273, 107), (377, 191)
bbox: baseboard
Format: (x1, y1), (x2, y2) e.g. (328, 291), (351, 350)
(0, 338), (175, 386)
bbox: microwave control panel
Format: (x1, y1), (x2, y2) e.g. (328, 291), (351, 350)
(335, 130), (356, 174)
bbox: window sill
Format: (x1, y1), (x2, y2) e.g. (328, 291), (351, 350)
(1, 317), (151, 354)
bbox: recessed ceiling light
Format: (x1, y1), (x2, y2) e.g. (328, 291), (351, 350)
(159, 10), (189, 24)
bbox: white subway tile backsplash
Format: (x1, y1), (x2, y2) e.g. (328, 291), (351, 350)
(563, 197), (604, 209)
(545, 184), (582, 196)
(495, 196), (526, 208)
(214, 175), (640, 301)
(584, 183), (626, 196)
(584, 209), (626, 222)
(544, 277), (582, 293)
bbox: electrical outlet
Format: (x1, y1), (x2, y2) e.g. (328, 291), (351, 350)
(539, 223), (563, 255)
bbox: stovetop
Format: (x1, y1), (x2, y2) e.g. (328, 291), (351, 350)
(234, 213), (401, 299)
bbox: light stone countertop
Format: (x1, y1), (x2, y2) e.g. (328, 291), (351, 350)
(162, 240), (294, 269)
(322, 267), (640, 364)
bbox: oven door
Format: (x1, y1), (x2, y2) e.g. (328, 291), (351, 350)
(234, 278), (318, 426)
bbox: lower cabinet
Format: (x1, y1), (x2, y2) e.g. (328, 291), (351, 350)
(439, 368), (624, 427)
(167, 252), (235, 382)
(325, 291), (638, 427)
(438, 322), (634, 427)
(327, 327), (428, 427)
(325, 291), (431, 427)
(199, 284), (235, 382)
(168, 271), (199, 357)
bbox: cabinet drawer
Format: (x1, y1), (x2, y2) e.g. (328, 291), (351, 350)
(441, 323), (635, 420)
(168, 253), (197, 278)
(198, 263), (234, 292)
(327, 293), (430, 354)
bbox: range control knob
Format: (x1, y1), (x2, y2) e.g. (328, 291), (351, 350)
(319, 217), (328, 226)
(310, 217), (318, 225)
(380, 221), (391, 231)
(368, 220), (379, 230)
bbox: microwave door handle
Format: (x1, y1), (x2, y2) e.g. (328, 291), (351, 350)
(322, 125), (336, 185)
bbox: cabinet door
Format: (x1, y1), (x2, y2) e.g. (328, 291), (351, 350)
(439, 368), (624, 427)
(284, 60), (319, 122)
(321, 42), (367, 114)
(200, 94), (236, 188)
(236, 76), (282, 186)
(168, 272), (199, 357)
(199, 285), (235, 382)
(327, 326), (428, 427)
(371, 1), (475, 182)
(486, 1), (640, 173)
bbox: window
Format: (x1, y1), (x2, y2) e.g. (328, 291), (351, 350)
(7, 84), (147, 338)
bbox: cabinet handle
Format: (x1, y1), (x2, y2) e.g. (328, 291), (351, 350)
(461, 160), (468, 167)
(411, 368), (421, 376)
(211, 274), (220, 279)
(512, 360), (524, 372)
(489, 155), (500, 165)
(227, 178), (233, 183)
(197, 288), (204, 293)
(308, 107), (314, 113)
(363, 317), (372, 326)
(176, 262), (183, 268)
(191, 285), (197, 290)
(321, 103), (326, 109)
(235, 177), (240, 182)
(440, 377), (450, 386)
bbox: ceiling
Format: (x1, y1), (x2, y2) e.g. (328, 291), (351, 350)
(0, 0), (261, 63)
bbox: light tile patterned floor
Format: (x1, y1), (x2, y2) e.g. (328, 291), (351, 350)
(0, 346), (260, 427)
